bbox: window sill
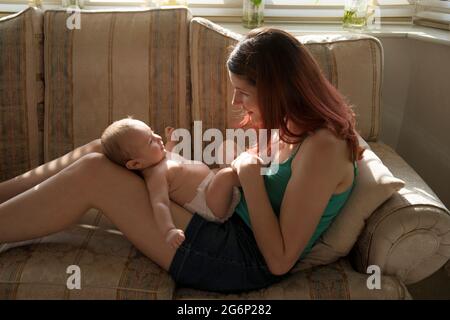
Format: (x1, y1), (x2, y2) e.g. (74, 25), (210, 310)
(214, 21), (450, 47)
(1, 4), (449, 47)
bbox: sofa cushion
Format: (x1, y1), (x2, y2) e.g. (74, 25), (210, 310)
(174, 259), (411, 300)
(369, 142), (447, 208)
(291, 141), (405, 272)
(299, 34), (383, 142)
(44, 8), (192, 162)
(0, 7), (44, 182)
(189, 19), (382, 142)
(189, 17), (242, 133)
(0, 209), (174, 299)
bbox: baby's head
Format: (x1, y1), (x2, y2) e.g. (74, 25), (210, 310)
(101, 118), (166, 170)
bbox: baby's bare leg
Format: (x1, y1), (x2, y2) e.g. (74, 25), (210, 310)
(205, 167), (241, 220)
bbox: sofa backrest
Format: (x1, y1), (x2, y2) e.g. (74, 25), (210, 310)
(189, 17), (242, 134)
(0, 7), (382, 180)
(0, 7), (44, 181)
(43, 7), (192, 162)
(301, 34), (383, 142)
(189, 18), (383, 143)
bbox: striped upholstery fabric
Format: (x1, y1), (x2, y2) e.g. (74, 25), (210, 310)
(0, 7), (189, 300)
(189, 19), (382, 142)
(174, 259), (412, 300)
(0, 208), (174, 299)
(0, 7), (44, 182)
(190, 18), (242, 134)
(301, 35), (383, 142)
(44, 8), (191, 162)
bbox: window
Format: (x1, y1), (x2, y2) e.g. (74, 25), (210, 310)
(0, 0), (418, 25)
(414, 0), (450, 30)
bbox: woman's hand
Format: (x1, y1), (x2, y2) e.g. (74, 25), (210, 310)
(230, 151), (263, 181)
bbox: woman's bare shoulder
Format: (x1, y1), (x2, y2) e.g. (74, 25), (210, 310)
(298, 128), (346, 158)
(307, 128), (344, 145)
(291, 128), (349, 175)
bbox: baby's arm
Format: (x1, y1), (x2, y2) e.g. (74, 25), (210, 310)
(143, 167), (185, 249)
(205, 167), (241, 221)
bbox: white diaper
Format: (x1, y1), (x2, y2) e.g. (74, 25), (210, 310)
(183, 171), (241, 223)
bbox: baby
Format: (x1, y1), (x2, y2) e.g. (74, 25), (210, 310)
(100, 118), (242, 249)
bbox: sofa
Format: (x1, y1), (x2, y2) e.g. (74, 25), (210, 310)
(0, 6), (449, 300)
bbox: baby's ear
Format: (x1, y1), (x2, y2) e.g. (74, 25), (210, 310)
(125, 159), (141, 170)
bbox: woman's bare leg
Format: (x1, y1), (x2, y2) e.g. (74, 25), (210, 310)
(0, 152), (193, 271)
(0, 139), (102, 203)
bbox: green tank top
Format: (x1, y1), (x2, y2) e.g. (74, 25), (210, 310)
(235, 142), (358, 260)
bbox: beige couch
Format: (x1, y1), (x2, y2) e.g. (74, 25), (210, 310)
(0, 6), (449, 300)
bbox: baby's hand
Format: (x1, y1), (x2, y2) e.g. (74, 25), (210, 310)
(164, 127), (180, 152)
(165, 127), (176, 142)
(165, 228), (185, 249)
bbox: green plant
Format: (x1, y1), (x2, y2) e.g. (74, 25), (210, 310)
(342, 8), (367, 26)
(250, 0), (262, 6)
(343, 9), (357, 24)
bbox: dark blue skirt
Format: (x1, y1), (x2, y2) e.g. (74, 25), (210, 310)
(168, 213), (286, 293)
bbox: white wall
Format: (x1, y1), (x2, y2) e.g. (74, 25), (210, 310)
(378, 37), (450, 209)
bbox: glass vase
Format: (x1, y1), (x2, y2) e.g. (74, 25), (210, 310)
(28, 0), (42, 7)
(243, 0), (265, 29)
(342, 0), (370, 29)
(155, 0), (188, 6)
(62, 0), (85, 9)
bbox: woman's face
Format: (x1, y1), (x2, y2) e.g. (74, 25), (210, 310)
(228, 71), (261, 126)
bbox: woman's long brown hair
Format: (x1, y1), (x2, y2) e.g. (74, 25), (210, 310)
(227, 27), (364, 162)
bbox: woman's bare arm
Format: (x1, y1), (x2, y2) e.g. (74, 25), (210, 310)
(237, 131), (347, 275)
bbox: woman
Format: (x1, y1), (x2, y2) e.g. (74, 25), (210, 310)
(0, 28), (363, 293)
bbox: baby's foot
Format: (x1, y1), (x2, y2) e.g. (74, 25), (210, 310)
(165, 228), (185, 249)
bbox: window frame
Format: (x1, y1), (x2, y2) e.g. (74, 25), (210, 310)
(0, 0), (417, 24)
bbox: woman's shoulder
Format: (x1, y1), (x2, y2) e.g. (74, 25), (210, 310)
(292, 128), (349, 170)
(285, 128), (351, 200)
(307, 128), (342, 143)
(302, 128), (347, 154)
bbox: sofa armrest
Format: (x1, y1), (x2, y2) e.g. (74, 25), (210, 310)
(351, 191), (450, 285)
(350, 142), (450, 285)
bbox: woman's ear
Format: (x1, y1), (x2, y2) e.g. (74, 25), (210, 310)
(125, 159), (141, 170)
